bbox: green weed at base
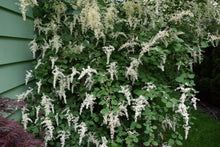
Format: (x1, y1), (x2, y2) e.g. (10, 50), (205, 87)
(177, 109), (220, 147)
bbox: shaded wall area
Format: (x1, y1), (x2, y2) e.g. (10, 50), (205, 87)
(0, 0), (34, 120)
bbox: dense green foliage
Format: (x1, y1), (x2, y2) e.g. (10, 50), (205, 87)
(18, 0), (220, 146)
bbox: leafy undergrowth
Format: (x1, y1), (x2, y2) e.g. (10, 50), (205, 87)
(176, 109), (220, 147)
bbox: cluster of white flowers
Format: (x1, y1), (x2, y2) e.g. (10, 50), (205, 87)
(80, 1), (104, 40)
(52, 66), (65, 88)
(49, 34), (62, 54)
(41, 117), (55, 147)
(80, 93), (96, 115)
(208, 32), (220, 47)
(139, 30), (169, 59)
(68, 42), (84, 54)
(191, 96), (200, 110)
(169, 10), (194, 23)
(119, 85), (132, 105)
(87, 132), (100, 147)
(132, 95), (150, 122)
(57, 130), (70, 147)
(107, 62), (118, 80)
(118, 38), (139, 52)
(36, 79), (42, 94)
(104, 3), (118, 32)
(25, 70), (33, 85)
(78, 66), (98, 90)
(41, 93), (54, 116)
(125, 58), (141, 84)
(52, 1), (67, 23)
(29, 38), (38, 58)
(162, 115), (176, 131)
(18, 0), (38, 21)
(35, 59), (42, 69)
(103, 45), (115, 64)
(175, 84), (198, 140)
(77, 122), (88, 145)
(158, 54), (167, 71)
(17, 87), (33, 102)
(34, 106), (40, 124)
(41, 40), (50, 58)
(103, 111), (121, 140)
(100, 137), (108, 147)
(21, 107), (32, 130)
(50, 57), (58, 69)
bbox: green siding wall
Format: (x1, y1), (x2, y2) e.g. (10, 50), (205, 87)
(0, 0), (34, 120)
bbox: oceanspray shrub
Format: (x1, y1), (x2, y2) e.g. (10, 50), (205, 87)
(18, 0), (220, 146)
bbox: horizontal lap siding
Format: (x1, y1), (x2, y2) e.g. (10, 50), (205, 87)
(0, 0), (34, 120)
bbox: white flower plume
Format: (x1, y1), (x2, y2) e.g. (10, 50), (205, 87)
(25, 70), (33, 85)
(103, 45), (115, 64)
(80, 93), (96, 115)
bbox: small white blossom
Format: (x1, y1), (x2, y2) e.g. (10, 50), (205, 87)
(132, 95), (150, 122)
(52, 66), (64, 88)
(49, 34), (62, 54)
(100, 136), (108, 147)
(70, 66), (80, 82)
(183, 125), (191, 139)
(78, 66), (98, 90)
(107, 62), (118, 80)
(125, 58), (141, 84)
(25, 70), (33, 85)
(41, 117), (55, 147)
(34, 106), (40, 124)
(169, 10), (194, 23)
(119, 85), (132, 105)
(35, 59), (42, 69)
(17, 87), (33, 102)
(57, 130), (70, 147)
(103, 45), (115, 64)
(42, 40), (50, 58)
(87, 132), (100, 147)
(50, 57), (58, 69)
(21, 107), (32, 130)
(29, 38), (38, 58)
(36, 79), (42, 94)
(41, 93), (54, 116)
(80, 93), (96, 115)
(77, 122), (88, 145)
(191, 97), (199, 110)
(103, 112), (121, 140)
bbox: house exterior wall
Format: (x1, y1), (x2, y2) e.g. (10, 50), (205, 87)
(0, 0), (34, 121)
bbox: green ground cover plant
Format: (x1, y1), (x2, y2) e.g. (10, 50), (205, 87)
(178, 109), (220, 147)
(17, 0), (220, 146)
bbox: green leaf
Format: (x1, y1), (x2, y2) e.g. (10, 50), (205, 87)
(136, 124), (142, 129)
(101, 108), (109, 114)
(111, 99), (118, 105)
(143, 141), (151, 146)
(168, 139), (175, 145)
(201, 41), (208, 48)
(166, 102), (173, 108)
(153, 141), (158, 146)
(176, 140), (183, 146)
